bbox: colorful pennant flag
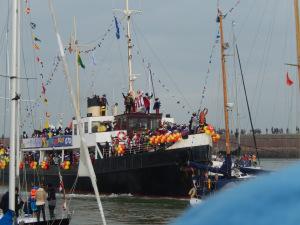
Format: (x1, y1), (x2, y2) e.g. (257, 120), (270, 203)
(42, 83), (46, 95)
(30, 22), (36, 29)
(33, 35), (41, 42)
(33, 43), (40, 50)
(114, 16), (120, 39)
(77, 53), (85, 69)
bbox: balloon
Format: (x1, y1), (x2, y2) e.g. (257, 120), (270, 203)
(205, 130), (211, 135)
(207, 124), (214, 132)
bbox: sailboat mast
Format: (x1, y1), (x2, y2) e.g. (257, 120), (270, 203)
(9, 0), (19, 211)
(125, 0), (134, 93)
(294, 0), (300, 90)
(219, 11), (231, 155)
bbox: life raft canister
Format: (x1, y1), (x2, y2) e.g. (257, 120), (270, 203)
(117, 131), (127, 141)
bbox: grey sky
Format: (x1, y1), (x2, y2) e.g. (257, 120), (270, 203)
(0, 0), (299, 137)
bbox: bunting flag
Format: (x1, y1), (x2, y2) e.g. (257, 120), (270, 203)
(30, 22), (36, 29)
(77, 53), (85, 69)
(114, 16), (120, 39)
(42, 83), (46, 95)
(33, 35), (41, 42)
(25, 7), (31, 15)
(286, 72), (294, 86)
(33, 43), (40, 50)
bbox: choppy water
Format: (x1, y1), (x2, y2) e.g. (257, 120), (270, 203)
(1, 158), (299, 225)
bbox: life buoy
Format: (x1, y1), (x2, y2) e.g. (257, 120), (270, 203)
(117, 131), (127, 141)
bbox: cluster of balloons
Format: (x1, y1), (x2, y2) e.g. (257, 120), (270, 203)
(40, 160), (49, 170)
(61, 161), (71, 170)
(149, 132), (183, 145)
(117, 144), (125, 155)
(30, 161), (38, 170)
(204, 125), (221, 143)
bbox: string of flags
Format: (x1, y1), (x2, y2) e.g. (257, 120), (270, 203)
(199, 28), (220, 109)
(135, 51), (192, 115)
(21, 0), (63, 129)
(199, 0), (241, 110)
(78, 20), (115, 54)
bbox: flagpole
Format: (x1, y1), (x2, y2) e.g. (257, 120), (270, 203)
(294, 0), (300, 91)
(74, 17), (81, 117)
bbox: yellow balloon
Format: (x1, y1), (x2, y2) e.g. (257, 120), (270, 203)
(205, 130), (211, 135)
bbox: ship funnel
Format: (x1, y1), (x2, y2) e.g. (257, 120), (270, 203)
(87, 95), (101, 117)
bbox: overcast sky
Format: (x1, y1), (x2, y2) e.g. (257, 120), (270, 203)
(0, 0), (299, 137)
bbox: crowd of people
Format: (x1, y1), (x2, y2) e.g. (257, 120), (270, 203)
(122, 91), (161, 114)
(0, 183), (57, 221)
(22, 126), (72, 139)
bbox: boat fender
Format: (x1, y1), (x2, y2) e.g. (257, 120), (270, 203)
(207, 178), (211, 190)
(117, 131), (127, 141)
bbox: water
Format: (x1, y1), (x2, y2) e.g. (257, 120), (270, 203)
(1, 158), (299, 225)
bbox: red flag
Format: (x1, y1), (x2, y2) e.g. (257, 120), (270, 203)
(286, 72), (294, 86)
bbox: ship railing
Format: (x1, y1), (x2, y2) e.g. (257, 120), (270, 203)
(97, 142), (161, 159)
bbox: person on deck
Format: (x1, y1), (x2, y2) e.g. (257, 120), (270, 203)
(153, 98), (161, 114)
(47, 183), (56, 219)
(36, 184), (47, 222)
(189, 113), (198, 134)
(122, 93), (132, 114)
(199, 108), (208, 133)
(100, 94), (109, 116)
(143, 93), (153, 114)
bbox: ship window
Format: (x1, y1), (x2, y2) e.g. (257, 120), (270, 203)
(92, 121), (112, 133)
(74, 124), (78, 135)
(84, 122), (88, 133)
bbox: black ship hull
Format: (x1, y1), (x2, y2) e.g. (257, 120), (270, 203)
(3, 145), (211, 197)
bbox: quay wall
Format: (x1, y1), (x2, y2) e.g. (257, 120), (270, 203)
(213, 134), (300, 158)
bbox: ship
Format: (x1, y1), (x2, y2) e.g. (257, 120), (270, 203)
(18, 100), (212, 197)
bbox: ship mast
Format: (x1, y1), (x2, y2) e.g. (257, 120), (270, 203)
(219, 10), (231, 156)
(294, 0), (300, 90)
(9, 0), (19, 212)
(115, 0), (141, 94)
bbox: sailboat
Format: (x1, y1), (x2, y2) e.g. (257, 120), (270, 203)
(0, 0), (71, 224)
(187, 8), (253, 205)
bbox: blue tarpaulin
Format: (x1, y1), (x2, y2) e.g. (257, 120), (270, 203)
(171, 162), (300, 225)
(0, 210), (14, 225)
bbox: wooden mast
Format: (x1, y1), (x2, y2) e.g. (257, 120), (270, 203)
(294, 0), (300, 90)
(219, 10), (231, 155)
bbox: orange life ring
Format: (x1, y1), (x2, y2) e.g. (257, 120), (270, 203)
(117, 131), (127, 141)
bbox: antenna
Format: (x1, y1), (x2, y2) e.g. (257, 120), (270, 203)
(114, 0), (142, 95)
